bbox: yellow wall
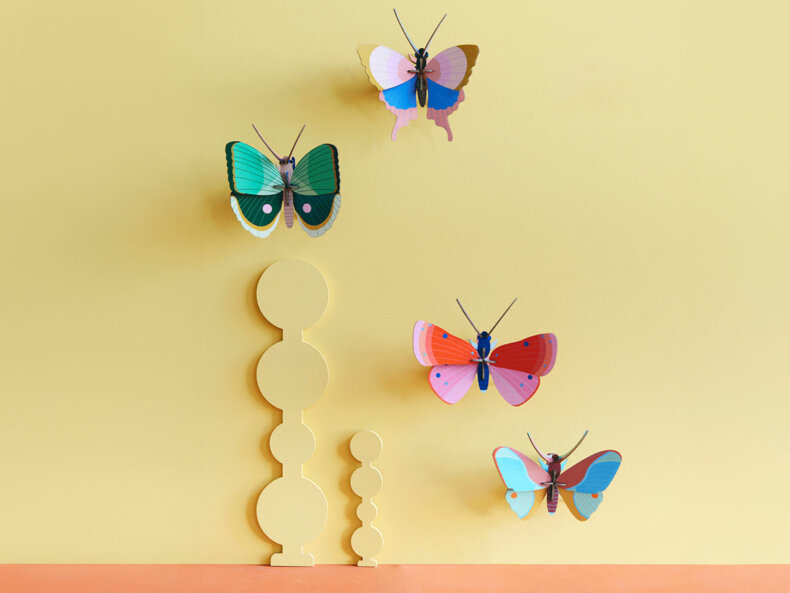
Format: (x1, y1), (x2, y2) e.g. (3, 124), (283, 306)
(1, 0), (789, 564)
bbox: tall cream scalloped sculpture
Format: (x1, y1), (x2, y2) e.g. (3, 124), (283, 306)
(255, 259), (329, 567)
(350, 429), (384, 567)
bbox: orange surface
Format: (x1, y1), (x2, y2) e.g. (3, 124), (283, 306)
(1, 564), (788, 593)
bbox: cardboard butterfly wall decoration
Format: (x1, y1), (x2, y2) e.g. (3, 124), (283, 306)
(413, 299), (557, 406)
(225, 125), (341, 238)
(358, 10), (479, 141)
(493, 431), (622, 521)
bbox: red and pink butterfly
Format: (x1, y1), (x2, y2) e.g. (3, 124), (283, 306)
(413, 299), (557, 405)
(358, 10), (479, 141)
(493, 431), (622, 520)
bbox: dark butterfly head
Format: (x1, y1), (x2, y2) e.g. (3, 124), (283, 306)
(416, 47), (428, 58)
(478, 330), (490, 340)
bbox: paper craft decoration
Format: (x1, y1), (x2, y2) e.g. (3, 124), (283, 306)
(225, 124), (341, 238)
(255, 260), (330, 566)
(349, 430), (384, 567)
(413, 299), (557, 405)
(358, 10), (478, 141)
(493, 431), (622, 521)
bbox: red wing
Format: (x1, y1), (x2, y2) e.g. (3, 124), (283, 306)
(489, 333), (557, 375)
(559, 451), (622, 492)
(413, 321), (478, 366)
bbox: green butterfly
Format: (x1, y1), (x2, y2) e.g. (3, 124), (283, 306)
(225, 125), (341, 237)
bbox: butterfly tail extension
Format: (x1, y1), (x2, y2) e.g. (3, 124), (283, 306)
(380, 91), (419, 140)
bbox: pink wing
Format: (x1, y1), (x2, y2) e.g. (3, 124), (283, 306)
(362, 45), (414, 89)
(489, 366), (541, 406)
(426, 45), (478, 89)
(425, 45), (479, 140)
(429, 364), (477, 404)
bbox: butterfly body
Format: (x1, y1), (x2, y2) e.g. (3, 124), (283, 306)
(225, 126), (341, 238)
(493, 433), (622, 520)
(474, 331), (492, 391)
(276, 158), (296, 228)
(358, 12), (478, 140)
(410, 48), (430, 106)
(413, 300), (557, 406)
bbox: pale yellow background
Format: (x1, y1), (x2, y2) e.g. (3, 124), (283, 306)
(1, 0), (788, 564)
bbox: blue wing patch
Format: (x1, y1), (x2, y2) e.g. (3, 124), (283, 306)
(506, 490), (536, 519)
(381, 77), (417, 110)
(566, 451), (622, 494)
(426, 78), (461, 110)
(493, 447), (549, 492)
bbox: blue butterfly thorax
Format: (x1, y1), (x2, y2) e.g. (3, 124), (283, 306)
(476, 332), (492, 391)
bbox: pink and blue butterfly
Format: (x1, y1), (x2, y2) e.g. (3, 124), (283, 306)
(358, 10), (479, 141)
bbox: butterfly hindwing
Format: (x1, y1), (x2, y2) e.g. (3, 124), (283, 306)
(428, 363), (477, 404)
(490, 333), (558, 375)
(489, 366), (541, 406)
(290, 144), (341, 237)
(230, 194), (283, 238)
(505, 488), (547, 519)
(413, 321), (478, 366)
(559, 490), (605, 521)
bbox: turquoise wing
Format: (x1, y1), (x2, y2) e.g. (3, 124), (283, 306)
(225, 142), (284, 237)
(225, 142), (282, 195)
(493, 447), (550, 491)
(291, 144), (341, 237)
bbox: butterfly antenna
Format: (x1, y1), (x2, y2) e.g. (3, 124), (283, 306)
(527, 432), (551, 462)
(456, 299), (481, 335)
(424, 13), (448, 51)
(488, 298), (517, 335)
(251, 123), (283, 161)
(558, 430), (589, 462)
(285, 124), (306, 162)
(393, 9), (418, 52)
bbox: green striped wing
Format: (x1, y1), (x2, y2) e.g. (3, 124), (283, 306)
(225, 142), (284, 237)
(291, 144), (341, 237)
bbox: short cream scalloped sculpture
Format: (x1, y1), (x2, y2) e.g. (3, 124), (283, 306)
(349, 429), (384, 567)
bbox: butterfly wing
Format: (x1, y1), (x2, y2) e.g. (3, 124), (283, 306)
(489, 366), (541, 406)
(493, 447), (550, 519)
(425, 45), (479, 140)
(291, 144), (341, 238)
(558, 450), (622, 521)
(490, 333), (558, 375)
(225, 142), (284, 237)
(358, 45), (418, 140)
(413, 321), (478, 366)
(428, 363), (477, 404)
